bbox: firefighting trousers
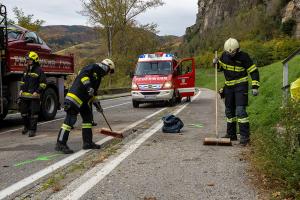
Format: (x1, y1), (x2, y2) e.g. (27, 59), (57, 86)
(57, 102), (94, 145)
(224, 84), (250, 138)
(19, 98), (40, 132)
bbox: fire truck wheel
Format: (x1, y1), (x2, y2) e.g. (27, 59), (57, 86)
(132, 100), (139, 108)
(40, 88), (58, 121)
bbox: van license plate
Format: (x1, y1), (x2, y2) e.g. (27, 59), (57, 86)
(145, 95), (156, 99)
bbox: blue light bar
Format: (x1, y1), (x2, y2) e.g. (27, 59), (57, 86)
(139, 54), (146, 58)
(165, 54), (174, 57)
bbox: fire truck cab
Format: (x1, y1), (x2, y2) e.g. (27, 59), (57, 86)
(131, 52), (196, 108)
(0, 4), (74, 121)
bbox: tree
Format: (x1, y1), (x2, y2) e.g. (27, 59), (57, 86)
(81, 0), (164, 55)
(12, 7), (45, 32)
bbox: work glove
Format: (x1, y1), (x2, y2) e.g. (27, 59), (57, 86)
(93, 100), (103, 113)
(218, 87), (225, 99)
(87, 87), (94, 96)
(213, 58), (219, 65)
(252, 89), (259, 96)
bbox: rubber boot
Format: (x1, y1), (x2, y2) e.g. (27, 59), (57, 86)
(55, 142), (74, 154)
(28, 115), (38, 137)
(82, 128), (100, 149)
(28, 130), (36, 137)
(240, 136), (250, 146)
(21, 115), (29, 135)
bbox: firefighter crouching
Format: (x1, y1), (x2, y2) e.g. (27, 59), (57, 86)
(55, 59), (115, 154)
(19, 51), (46, 137)
(214, 38), (260, 146)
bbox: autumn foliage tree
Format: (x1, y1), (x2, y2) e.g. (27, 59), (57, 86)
(81, 0), (164, 56)
(11, 7), (45, 32)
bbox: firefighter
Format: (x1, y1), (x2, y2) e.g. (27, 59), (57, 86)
(55, 59), (115, 154)
(19, 51), (46, 137)
(213, 38), (260, 145)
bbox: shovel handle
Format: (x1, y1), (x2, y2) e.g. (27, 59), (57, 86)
(100, 111), (113, 131)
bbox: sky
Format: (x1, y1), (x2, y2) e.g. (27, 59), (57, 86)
(1, 0), (198, 36)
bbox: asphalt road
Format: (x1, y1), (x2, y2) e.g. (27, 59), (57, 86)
(50, 89), (258, 200)
(0, 96), (166, 194)
(0, 90), (258, 200)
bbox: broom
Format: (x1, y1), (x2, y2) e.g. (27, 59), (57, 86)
(203, 51), (232, 146)
(99, 111), (124, 139)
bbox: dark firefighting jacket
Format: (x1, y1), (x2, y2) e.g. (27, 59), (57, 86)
(65, 63), (108, 108)
(218, 51), (260, 89)
(20, 63), (47, 98)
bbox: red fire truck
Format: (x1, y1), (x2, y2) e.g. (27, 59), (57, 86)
(131, 52), (196, 108)
(0, 5), (74, 121)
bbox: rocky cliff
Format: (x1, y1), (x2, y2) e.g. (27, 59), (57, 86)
(185, 0), (300, 43)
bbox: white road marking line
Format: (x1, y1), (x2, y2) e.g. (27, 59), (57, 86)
(0, 102), (131, 135)
(6, 96), (130, 118)
(58, 92), (201, 200)
(0, 105), (168, 200)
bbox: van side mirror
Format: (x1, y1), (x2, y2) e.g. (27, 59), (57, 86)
(24, 37), (34, 43)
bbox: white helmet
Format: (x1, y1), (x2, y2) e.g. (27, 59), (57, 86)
(101, 59), (115, 71)
(224, 38), (240, 56)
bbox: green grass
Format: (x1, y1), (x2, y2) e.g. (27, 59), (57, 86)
(196, 56), (300, 198)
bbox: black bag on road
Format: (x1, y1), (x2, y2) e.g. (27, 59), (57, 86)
(162, 114), (184, 133)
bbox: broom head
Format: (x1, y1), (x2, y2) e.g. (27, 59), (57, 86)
(203, 137), (232, 146)
(99, 128), (124, 139)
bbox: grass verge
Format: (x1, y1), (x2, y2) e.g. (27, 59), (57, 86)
(196, 55), (300, 199)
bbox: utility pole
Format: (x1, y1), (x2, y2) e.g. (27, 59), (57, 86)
(107, 25), (112, 88)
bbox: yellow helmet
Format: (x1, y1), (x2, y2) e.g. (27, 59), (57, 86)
(224, 38), (240, 56)
(26, 51), (39, 62)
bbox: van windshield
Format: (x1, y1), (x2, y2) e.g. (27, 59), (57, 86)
(135, 61), (172, 76)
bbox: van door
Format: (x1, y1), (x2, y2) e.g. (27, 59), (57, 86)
(174, 58), (195, 98)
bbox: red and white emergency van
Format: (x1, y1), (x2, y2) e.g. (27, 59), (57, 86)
(131, 52), (196, 108)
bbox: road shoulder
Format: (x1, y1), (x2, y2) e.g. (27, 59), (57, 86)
(50, 88), (258, 200)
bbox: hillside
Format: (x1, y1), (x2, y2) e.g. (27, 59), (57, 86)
(56, 33), (181, 88)
(181, 0), (300, 55)
(39, 25), (98, 51)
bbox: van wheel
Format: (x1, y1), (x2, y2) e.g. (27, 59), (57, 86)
(40, 88), (58, 121)
(168, 92), (176, 107)
(132, 100), (139, 108)
(176, 93), (182, 103)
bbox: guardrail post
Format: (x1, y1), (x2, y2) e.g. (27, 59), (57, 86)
(283, 63), (289, 106)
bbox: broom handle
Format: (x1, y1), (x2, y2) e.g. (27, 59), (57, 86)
(215, 51), (218, 138)
(100, 111), (113, 131)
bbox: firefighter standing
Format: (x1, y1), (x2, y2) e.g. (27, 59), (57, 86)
(213, 38), (260, 145)
(19, 51), (46, 137)
(55, 59), (115, 154)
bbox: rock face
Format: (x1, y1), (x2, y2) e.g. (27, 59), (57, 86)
(191, 0), (260, 35)
(186, 0), (300, 39)
(282, 0), (300, 38)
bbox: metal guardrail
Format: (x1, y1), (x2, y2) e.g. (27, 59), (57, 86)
(282, 47), (300, 105)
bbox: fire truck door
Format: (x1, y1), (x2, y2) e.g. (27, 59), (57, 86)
(174, 58), (195, 97)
